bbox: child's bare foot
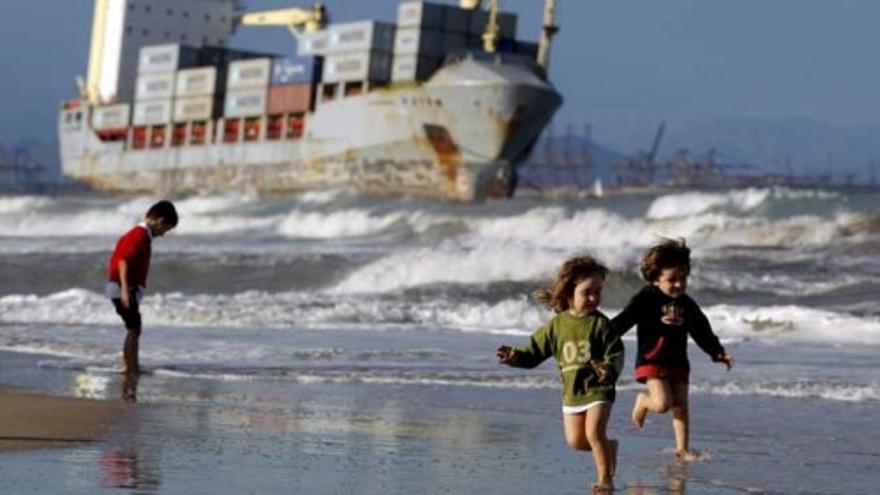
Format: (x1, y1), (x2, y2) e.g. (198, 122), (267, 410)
(608, 438), (619, 477)
(591, 480), (614, 493)
(675, 450), (710, 462)
(631, 395), (647, 429)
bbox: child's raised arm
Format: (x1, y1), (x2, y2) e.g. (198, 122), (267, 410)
(497, 321), (554, 369)
(609, 290), (645, 338)
(684, 296), (732, 369)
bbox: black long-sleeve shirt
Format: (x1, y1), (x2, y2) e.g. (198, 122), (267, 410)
(610, 285), (725, 375)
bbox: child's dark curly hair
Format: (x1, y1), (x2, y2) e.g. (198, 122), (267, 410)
(640, 238), (690, 282)
(535, 255), (609, 312)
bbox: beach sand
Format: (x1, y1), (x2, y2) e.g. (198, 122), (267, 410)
(0, 387), (124, 451)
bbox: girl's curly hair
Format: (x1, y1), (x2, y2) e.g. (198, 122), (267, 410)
(640, 238), (691, 282)
(535, 255), (609, 312)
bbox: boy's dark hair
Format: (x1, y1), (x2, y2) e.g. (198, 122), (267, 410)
(640, 238), (690, 282)
(536, 255), (609, 312)
(146, 200), (178, 226)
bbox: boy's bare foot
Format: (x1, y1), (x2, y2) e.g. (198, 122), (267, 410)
(608, 438), (619, 477)
(591, 480), (614, 493)
(631, 395), (647, 429)
(675, 449), (700, 462)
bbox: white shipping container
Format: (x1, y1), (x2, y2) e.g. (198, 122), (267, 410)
(135, 73), (176, 101)
(138, 44), (199, 74)
(176, 67), (218, 97)
(330, 21), (396, 53)
(227, 58), (272, 90)
(224, 89), (267, 118)
(296, 31), (330, 56)
(391, 55), (442, 82)
(394, 27), (445, 57)
(133, 100), (173, 126)
(174, 96), (215, 122)
(91, 104), (130, 130)
(323, 51), (392, 84)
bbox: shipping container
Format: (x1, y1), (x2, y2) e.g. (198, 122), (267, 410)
(268, 83), (315, 114)
(176, 67), (221, 97)
(174, 95), (218, 122)
(396, 2), (446, 30)
(296, 31), (330, 56)
(133, 100), (173, 126)
(227, 58), (272, 90)
(300, 21), (396, 55)
(323, 51), (392, 84)
(224, 89), (267, 118)
(468, 10), (517, 38)
(198, 46), (273, 68)
(138, 44), (200, 74)
(394, 27), (446, 58)
(443, 6), (470, 33)
(397, 2), (470, 33)
(271, 56), (322, 86)
(391, 55), (442, 82)
(91, 104), (130, 131)
(135, 72), (176, 101)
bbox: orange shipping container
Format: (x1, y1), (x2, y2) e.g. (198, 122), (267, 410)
(268, 84), (314, 115)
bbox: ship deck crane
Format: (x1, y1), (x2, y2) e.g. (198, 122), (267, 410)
(460, 0), (559, 71)
(235, 2), (328, 41)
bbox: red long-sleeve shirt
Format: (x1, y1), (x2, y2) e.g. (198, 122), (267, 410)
(107, 225), (152, 289)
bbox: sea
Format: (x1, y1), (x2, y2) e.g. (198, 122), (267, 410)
(0, 187), (877, 494)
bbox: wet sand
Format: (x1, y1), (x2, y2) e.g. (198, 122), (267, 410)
(0, 388), (124, 451)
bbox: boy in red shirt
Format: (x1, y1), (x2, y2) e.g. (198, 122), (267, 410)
(107, 200), (178, 400)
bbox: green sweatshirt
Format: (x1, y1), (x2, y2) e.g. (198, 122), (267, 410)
(508, 310), (624, 407)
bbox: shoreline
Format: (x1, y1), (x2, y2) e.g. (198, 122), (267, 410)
(0, 386), (126, 451)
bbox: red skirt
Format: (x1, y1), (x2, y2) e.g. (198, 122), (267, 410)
(634, 364), (689, 384)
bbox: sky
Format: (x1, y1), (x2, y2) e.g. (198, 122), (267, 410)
(1, 0), (879, 158)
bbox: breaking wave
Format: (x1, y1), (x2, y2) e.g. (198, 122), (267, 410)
(1, 289), (877, 346)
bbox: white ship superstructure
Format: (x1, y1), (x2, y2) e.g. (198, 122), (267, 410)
(60, 0), (563, 201)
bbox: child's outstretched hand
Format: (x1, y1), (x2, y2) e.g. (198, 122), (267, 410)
(716, 352), (735, 370)
(496, 345), (516, 364)
(591, 359), (611, 383)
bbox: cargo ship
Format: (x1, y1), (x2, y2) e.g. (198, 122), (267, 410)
(59, 0), (563, 202)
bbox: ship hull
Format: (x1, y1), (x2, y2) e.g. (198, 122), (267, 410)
(59, 58), (562, 202)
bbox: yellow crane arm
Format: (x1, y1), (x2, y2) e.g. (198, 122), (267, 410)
(237, 3), (327, 39)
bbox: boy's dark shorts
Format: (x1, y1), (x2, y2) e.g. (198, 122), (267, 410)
(112, 291), (142, 330)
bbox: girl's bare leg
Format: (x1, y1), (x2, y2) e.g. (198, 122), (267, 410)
(670, 380), (691, 458)
(586, 403), (613, 486)
(563, 412), (591, 451)
(632, 378), (673, 428)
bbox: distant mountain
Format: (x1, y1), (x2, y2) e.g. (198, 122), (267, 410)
(658, 117), (879, 180)
(0, 137), (62, 189)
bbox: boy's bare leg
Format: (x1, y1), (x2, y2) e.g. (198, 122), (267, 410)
(123, 328), (141, 375)
(633, 378), (673, 428)
(670, 380), (691, 458)
(586, 403), (613, 487)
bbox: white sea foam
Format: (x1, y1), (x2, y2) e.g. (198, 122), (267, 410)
(2, 289), (878, 347)
(692, 380), (880, 402)
(646, 187), (841, 220)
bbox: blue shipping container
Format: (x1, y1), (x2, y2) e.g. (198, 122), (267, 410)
(271, 56), (322, 85)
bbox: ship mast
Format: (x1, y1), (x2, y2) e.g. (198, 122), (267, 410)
(537, 0), (559, 70)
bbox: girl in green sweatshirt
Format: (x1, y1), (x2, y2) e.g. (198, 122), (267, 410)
(497, 256), (624, 493)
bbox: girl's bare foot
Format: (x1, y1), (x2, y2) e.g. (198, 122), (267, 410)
(631, 395), (648, 429)
(608, 438), (619, 477)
